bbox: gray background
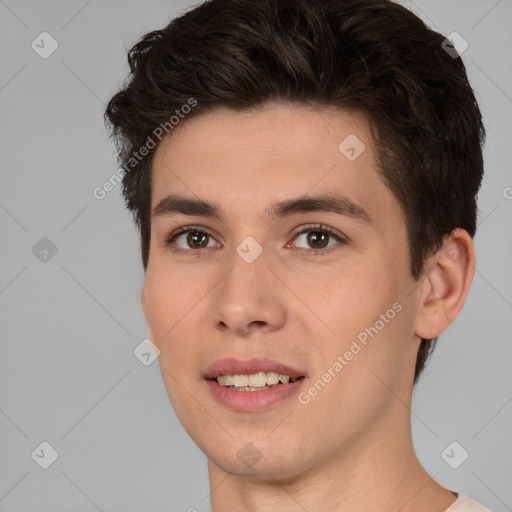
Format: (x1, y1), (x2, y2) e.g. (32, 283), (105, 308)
(0, 1), (511, 511)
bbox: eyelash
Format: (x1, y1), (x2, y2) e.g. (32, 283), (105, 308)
(163, 223), (349, 257)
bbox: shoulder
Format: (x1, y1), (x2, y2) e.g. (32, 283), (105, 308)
(444, 491), (492, 512)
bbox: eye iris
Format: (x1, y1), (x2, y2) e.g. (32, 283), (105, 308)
(180, 229), (333, 250)
(187, 231), (208, 248)
(307, 231), (329, 249)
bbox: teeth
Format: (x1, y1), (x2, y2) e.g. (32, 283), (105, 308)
(217, 374), (234, 386)
(232, 374), (248, 387)
(267, 372), (280, 385)
(216, 371), (297, 388)
(248, 372), (267, 387)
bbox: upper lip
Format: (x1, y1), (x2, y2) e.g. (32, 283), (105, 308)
(204, 358), (306, 380)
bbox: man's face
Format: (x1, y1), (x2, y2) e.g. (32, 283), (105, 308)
(141, 103), (423, 478)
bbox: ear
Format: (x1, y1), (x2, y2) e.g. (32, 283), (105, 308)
(413, 228), (475, 340)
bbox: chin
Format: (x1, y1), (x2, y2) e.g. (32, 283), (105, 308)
(205, 439), (312, 481)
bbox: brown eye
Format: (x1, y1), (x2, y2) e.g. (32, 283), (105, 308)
(306, 231), (330, 249)
(291, 224), (347, 253)
(165, 227), (218, 252)
(187, 231), (209, 248)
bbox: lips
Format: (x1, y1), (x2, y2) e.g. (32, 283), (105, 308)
(203, 357), (307, 411)
(204, 357), (306, 380)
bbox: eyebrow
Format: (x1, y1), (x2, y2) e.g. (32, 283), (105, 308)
(152, 193), (371, 224)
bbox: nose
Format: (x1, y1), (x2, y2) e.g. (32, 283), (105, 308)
(212, 247), (287, 336)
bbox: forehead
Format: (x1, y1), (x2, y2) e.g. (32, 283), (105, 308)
(155, 103), (370, 163)
(150, 103), (403, 228)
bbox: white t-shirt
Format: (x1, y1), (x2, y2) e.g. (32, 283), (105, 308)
(445, 491), (491, 511)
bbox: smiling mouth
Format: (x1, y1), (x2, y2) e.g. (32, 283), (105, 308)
(212, 371), (305, 391)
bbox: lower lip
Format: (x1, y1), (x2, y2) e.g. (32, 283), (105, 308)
(205, 378), (305, 411)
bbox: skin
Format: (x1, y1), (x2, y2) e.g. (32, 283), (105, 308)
(141, 103), (475, 512)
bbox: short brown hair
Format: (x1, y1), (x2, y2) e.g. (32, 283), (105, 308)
(104, 0), (485, 382)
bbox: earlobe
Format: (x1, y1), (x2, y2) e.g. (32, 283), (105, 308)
(413, 229), (475, 340)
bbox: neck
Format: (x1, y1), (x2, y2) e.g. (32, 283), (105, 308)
(207, 408), (457, 512)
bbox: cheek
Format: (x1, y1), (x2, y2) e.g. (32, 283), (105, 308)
(302, 305), (414, 442)
(144, 271), (208, 424)
(305, 257), (413, 384)
(297, 261), (392, 336)
(144, 260), (198, 326)
(142, 269), (202, 366)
